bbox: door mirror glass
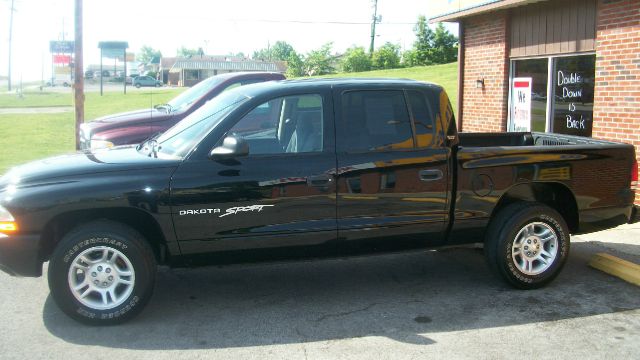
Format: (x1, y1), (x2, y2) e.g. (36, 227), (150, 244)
(210, 134), (249, 159)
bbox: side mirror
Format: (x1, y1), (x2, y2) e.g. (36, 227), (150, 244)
(209, 134), (249, 159)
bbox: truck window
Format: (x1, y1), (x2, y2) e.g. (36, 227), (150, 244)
(338, 90), (413, 152)
(228, 94), (324, 155)
(407, 90), (436, 148)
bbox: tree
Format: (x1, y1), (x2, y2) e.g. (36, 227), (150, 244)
(271, 41), (295, 61)
(401, 49), (418, 67)
(412, 15), (434, 66)
(371, 42), (401, 70)
(303, 43), (335, 76)
(341, 46), (371, 73)
(410, 16), (458, 65)
(137, 46), (162, 64)
(286, 51), (305, 77)
(252, 48), (270, 61)
(252, 41), (296, 61)
(431, 23), (458, 64)
(177, 46), (201, 57)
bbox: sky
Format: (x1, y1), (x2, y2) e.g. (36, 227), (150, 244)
(0, 0), (459, 82)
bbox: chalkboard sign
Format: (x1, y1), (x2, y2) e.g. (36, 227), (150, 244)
(551, 55), (595, 137)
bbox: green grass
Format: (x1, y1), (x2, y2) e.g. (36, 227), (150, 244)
(0, 91), (72, 108)
(313, 62), (459, 113)
(0, 88), (185, 174)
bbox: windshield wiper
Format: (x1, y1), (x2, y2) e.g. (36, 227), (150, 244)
(139, 138), (162, 158)
(154, 103), (173, 113)
(136, 131), (164, 157)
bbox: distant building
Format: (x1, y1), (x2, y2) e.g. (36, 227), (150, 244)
(159, 57), (178, 84)
(166, 55), (287, 86)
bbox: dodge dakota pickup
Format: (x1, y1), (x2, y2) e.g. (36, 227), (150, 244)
(0, 79), (637, 325)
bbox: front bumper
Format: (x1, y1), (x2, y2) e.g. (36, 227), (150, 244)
(0, 234), (42, 277)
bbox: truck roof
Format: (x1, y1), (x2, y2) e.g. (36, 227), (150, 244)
(236, 77), (445, 97)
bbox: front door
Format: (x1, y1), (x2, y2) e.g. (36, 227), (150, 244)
(170, 92), (338, 257)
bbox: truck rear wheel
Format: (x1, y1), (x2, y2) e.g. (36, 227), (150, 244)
(484, 202), (570, 289)
(48, 220), (156, 325)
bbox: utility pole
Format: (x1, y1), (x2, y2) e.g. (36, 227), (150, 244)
(369, 0), (381, 57)
(7, 0), (15, 91)
(74, 0), (84, 150)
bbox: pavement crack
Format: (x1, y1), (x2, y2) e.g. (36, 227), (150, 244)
(313, 303), (379, 323)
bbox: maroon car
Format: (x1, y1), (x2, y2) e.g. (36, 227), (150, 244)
(79, 72), (285, 150)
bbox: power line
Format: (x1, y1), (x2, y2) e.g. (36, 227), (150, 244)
(230, 18), (412, 25)
(148, 14), (415, 25)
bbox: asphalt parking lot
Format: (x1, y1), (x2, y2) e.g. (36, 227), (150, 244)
(0, 225), (639, 359)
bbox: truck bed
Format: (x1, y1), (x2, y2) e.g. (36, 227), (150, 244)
(451, 131), (636, 243)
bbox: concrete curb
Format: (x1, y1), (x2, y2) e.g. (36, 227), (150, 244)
(589, 252), (640, 286)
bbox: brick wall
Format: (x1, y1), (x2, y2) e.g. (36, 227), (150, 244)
(461, 12), (510, 133)
(593, 0), (640, 204)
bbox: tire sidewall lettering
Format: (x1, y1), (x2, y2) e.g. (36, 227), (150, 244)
(75, 295), (140, 320)
(63, 237), (128, 263)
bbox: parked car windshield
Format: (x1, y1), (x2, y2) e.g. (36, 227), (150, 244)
(166, 76), (226, 113)
(150, 89), (250, 159)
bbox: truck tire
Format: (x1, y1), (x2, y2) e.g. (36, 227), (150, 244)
(48, 220), (156, 325)
(484, 202), (570, 289)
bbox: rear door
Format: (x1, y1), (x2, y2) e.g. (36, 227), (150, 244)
(170, 90), (338, 256)
(334, 87), (450, 253)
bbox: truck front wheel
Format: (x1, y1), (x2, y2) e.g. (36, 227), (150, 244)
(48, 220), (156, 325)
(485, 202), (570, 289)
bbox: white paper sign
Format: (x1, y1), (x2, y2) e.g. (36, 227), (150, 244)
(511, 77), (532, 132)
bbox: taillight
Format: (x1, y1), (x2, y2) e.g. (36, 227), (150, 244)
(632, 158), (638, 190)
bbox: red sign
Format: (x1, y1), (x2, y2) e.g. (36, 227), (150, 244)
(53, 55), (71, 64)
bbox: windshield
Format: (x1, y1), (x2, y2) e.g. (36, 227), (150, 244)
(165, 76), (226, 112)
(146, 89), (250, 159)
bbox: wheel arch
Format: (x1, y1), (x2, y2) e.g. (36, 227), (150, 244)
(40, 207), (169, 265)
(491, 182), (579, 233)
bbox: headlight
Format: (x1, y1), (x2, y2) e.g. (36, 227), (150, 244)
(0, 204), (17, 236)
(90, 140), (114, 150)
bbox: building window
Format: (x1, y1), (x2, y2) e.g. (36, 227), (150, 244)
(551, 55), (595, 136)
(512, 58), (549, 132)
(184, 70), (199, 80)
(509, 54), (595, 137)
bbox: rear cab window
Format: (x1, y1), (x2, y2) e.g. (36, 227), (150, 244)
(337, 90), (414, 152)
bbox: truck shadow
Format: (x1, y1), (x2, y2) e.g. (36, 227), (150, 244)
(43, 241), (640, 349)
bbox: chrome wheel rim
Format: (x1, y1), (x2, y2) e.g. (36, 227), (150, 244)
(511, 222), (558, 276)
(67, 246), (135, 310)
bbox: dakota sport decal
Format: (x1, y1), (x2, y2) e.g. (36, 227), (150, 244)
(179, 205), (275, 218)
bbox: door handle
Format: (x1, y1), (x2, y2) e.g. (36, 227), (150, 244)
(419, 169), (443, 182)
(307, 174), (333, 187)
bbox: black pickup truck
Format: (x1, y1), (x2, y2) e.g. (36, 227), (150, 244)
(0, 79), (637, 324)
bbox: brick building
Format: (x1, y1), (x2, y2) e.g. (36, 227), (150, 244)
(431, 0), (639, 203)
